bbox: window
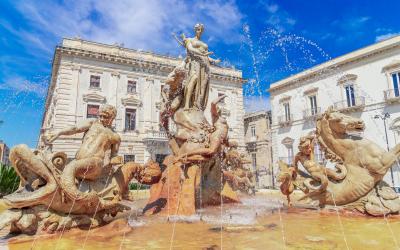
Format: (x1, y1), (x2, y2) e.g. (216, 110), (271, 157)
(345, 84), (355, 107)
(314, 141), (323, 163)
(125, 108), (136, 131)
(392, 72), (400, 97)
(287, 146), (294, 164)
(309, 95), (318, 115)
(90, 75), (100, 88)
(250, 126), (256, 137)
(87, 104), (99, 118)
(251, 153), (257, 170)
(155, 154), (168, 166)
(284, 103), (291, 121)
(124, 154), (135, 163)
(127, 80), (137, 93)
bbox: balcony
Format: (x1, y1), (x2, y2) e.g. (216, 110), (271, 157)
(278, 114), (294, 127)
(143, 130), (168, 143)
(334, 96), (365, 112)
(384, 89), (400, 103)
(303, 107), (321, 120)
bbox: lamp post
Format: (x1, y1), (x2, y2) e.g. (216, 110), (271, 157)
(374, 113), (395, 187)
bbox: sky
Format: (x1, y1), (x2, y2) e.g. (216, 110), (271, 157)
(0, 0), (400, 148)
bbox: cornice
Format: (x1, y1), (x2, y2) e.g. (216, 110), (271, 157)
(269, 37), (400, 94)
(58, 46), (245, 84)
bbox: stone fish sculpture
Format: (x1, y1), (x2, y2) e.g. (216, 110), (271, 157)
(0, 104), (162, 235)
(279, 107), (400, 216)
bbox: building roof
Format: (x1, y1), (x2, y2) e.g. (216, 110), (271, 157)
(244, 110), (271, 119)
(268, 35), (400, 93)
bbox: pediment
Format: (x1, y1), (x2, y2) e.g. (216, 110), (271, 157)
(382, 60), (400, 72)
(82, 92), (106, 103)
(337, 74), (357, 84)
(281, 137), (294, 146)
(279, 95), (291, 103)
(121, 94), (142, 107)
(303, 87), (319, 95)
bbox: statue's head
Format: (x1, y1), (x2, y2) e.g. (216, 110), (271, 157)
(298, 136), (313, 155)
(194, 23), (204, 37)
(323, 107), (365, 135)
(99, 104), (117, 127)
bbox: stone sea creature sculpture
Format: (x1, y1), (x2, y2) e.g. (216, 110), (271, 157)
(0, 104), (161, 235)
(278, 107), (400, 216)
(222, 144), (256, 195)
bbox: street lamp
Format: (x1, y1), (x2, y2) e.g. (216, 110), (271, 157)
(374, 112), (395, 187)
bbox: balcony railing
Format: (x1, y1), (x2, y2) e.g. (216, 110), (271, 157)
(143, 130), (168, 142)
(278, 114), (294, 127)
(334, 96), (365, 112)
(303, 107), (321, 120)
(384, 89), (400, 103)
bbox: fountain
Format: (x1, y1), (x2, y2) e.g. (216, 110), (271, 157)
(2, 23), (400, 250)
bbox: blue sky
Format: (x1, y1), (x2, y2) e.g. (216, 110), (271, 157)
(0, 0), (399, 148)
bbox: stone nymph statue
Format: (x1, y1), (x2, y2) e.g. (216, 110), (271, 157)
(146, 24), (239, 216)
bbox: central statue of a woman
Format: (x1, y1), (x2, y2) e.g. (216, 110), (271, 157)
(181, 23), (220, 110)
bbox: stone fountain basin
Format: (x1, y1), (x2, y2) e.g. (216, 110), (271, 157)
(1, 190), (400, 250)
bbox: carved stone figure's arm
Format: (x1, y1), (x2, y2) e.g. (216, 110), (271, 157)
(111, 136), (121, 158)
(47, 120), (94, 143)
(310, 138), (315, 161)
(177, 135), (222, 161)
(208, 56), (221, 65)
(186, 40), (212, 56)
(211, 94), (226, 123)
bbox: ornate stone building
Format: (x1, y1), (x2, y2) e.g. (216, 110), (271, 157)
(0, 140), (10, 165)
(269, 35), (400, 188)
(244, 110), (274, 188)
(38, 38), (245, 164)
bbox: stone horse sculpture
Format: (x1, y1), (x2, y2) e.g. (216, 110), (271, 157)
(279, 107), (400, 216)
(0, 105), (162, 235)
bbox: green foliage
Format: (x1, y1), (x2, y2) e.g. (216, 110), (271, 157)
(0, 163), (20, 197)
(129, 182), (150, 190)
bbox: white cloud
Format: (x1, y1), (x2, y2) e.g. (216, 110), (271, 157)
(263, 2), (296, 33)
(12, 0), (243, 55)
(0, 76), (47, 96)
(376, 32), (400, 42)
(266, 3), (279, 14)
(243, 95), (270, 113)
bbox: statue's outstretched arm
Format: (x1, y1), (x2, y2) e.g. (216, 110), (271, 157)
(211, 94), (226, 122)
(47, 120), (93, 143)
(208, 56), (221, 65)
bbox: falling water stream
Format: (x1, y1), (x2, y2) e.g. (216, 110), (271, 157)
(2, 25), (400, 250)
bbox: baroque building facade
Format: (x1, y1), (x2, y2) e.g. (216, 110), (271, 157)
(0, 140), (10, 165)
(38, 38), (245, 165)
(243, 111), (274, 188)
(269, 35), (400, 188)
